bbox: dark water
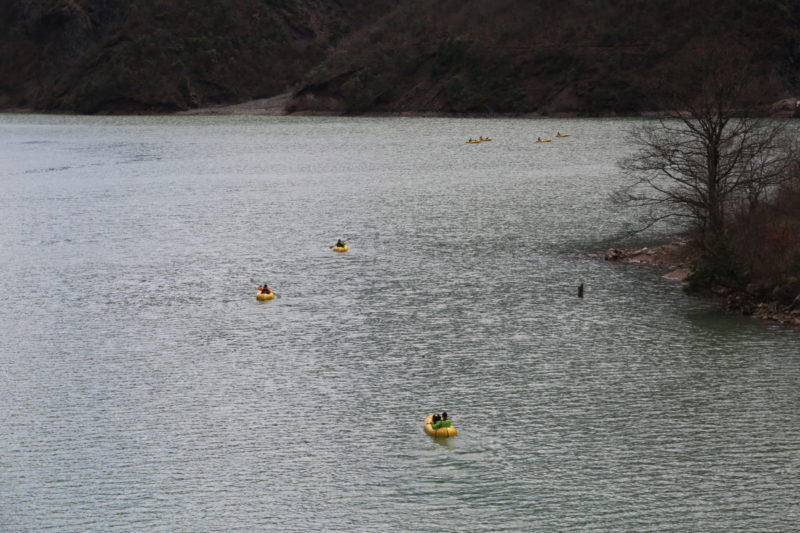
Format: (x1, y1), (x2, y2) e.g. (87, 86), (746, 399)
(1, 115), (798, 532)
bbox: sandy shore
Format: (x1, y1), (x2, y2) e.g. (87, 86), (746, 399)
(176, 93), (293, 115)
(174, 94), (576, 118)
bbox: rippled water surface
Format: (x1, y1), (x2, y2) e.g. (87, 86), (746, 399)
(1, 115), (799, 532)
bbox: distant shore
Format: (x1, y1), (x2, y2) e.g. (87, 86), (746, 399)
(179, 94), (800, 118)
(5, 95), (797, 118)
(175, 92), (583, 118)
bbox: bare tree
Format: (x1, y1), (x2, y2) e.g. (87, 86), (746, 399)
(616, 50), (796, 250)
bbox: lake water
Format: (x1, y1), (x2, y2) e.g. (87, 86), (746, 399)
(1, 115), (798, 532)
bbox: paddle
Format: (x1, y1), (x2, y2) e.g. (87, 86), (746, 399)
(250, 279), (281, 298)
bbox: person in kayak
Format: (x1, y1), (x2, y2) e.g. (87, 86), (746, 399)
(432, 412), (451, 429)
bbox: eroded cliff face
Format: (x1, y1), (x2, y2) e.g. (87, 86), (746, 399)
(1, 0), (799, 114)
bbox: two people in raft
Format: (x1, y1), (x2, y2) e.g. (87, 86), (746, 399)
(430, 412), (452, 429)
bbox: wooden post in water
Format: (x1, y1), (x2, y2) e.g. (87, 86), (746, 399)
(578, 282), (584, 298)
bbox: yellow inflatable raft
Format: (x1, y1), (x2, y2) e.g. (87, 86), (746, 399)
(479, 137), (492, 141)
(465, 140), (481, 144)
(423, 414), (458, 438)
(555, 133), (571, 138)
(332, 244), (349, 252)
(536, 139), (552, 143)
(256, 291), (275, 301)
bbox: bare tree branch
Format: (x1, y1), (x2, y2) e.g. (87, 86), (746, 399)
(615, 55), (796, 247)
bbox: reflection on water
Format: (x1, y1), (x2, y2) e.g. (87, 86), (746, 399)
(1, 115), (798, 532)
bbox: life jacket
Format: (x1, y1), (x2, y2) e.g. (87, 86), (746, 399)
(432, 419), (451, 429)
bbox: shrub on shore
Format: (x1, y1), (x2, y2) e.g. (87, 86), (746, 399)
(729, 179), (800, 288)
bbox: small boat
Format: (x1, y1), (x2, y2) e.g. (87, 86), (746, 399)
(479, 137), (492, 142)
(256, 291), (275, 301)
(332, 243), (349, 252)
(465, 140), (481, 144)
(536, 139), (552, 143)
(555, 133), (571, 138)
(423, 414), (458, 438)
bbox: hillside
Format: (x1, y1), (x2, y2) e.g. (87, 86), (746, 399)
(289, 0), (800, 115)
(0, 0), (393, 113)
(2, 0), (800, 114)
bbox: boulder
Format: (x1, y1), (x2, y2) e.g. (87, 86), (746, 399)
(727, 292), (755, 314)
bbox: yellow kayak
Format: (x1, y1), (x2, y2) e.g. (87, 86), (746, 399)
(256, 291), (275, 301)
(423, 414), (458, 438)
(332, 244), (349, 252)
(555, 133), (571, 138)
(536, 139), (552, 143)
(479, 137), (492, 141)
(465, 140), (481, 144)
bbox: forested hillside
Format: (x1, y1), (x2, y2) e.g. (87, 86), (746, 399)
(2, 0), (800, 114)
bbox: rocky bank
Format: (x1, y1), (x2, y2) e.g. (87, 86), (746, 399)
(603, 241), (800, 327)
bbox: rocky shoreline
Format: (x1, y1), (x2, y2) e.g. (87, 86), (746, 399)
(602, 241), (800, 326)
(602, 241), (696, 281)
